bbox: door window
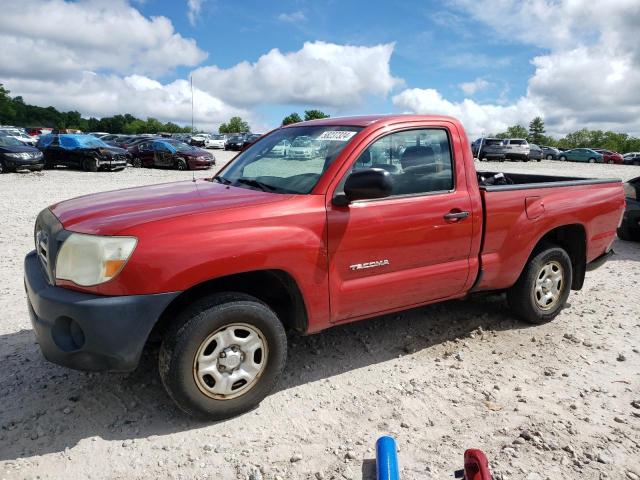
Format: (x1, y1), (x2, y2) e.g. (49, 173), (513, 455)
(342, 129), (454, 197)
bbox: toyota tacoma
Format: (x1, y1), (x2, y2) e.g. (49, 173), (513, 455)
(24, 115), (625, 419)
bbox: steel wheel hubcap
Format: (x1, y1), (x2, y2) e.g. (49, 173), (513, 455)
(533, 260), (564, 310)
(193, 323), (268, 400)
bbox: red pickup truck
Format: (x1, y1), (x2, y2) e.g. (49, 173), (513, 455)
(25, 115), (625, 419)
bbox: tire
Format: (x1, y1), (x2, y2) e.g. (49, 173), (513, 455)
(617, 223), (634, 241)
(0, 162), (4, 174)
(559, 156), (567, 161)
(83, 157), (98, 172)
(159, 292), (287, 420)
(588, 158), (596, 163)
(32, 166), (43, 172)
(176, 158), (188, 171)
(634, 160), (640, 166)
(507, 245), (573, 325)
(607, 160), (613, 164)
(131, 157), (142, 168)
(546, 155), (554, 160)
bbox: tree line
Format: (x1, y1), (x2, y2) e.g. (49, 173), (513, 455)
(493, 117), (640, 153)
(3, 83), (639, 151)
(0, 84), (193, 134)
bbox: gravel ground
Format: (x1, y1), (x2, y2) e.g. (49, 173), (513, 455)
(1, 156), (639, 480)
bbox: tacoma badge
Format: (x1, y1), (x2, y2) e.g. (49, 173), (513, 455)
(350, 260), (390, 271)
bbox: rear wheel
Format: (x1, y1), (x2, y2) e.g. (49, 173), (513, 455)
(507, 245), (572, 324)
(546, 154), (554, 160)
(131, 157), (142, 168)
(588, 157), (596, 163)
(159, 293), (287, 420)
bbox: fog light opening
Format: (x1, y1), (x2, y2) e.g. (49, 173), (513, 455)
(52, 316), (86, 352)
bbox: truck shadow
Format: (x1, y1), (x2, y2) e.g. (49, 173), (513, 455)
(0, 294), (527, 462)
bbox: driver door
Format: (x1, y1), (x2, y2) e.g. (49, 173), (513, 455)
(154, 142), (174, 167)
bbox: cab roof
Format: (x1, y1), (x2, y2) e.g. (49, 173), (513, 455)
(284, 114), (460, 128)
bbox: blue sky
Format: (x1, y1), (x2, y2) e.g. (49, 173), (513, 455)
(1, 0), (639, 136)
(134, 0), (541, 127)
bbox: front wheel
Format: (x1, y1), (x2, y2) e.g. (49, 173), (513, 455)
(176, 158), (188, 170)
(159, 293), (287, 420)
(83, 157), (98, 172)
(588, 157), (596, 163)
(507, 245), (572, 324)
(546, 155), (554, 160)
(131, 157), (142, 168)
(559, 155), (567, 161)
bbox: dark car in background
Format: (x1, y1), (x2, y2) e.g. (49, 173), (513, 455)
(226, 134), (247, 151)
(617, 176), (640, 241)
(129, 139), (214, 170)
(593, 149), (624, 164)
(541, 145), (560, 160)
(528, 144), (543, 162)
(0, 135), (44, 173)
(558, 148), (603, 163)
(623, 153), (640, 166)
(241, 133), (262, 150)
(472, 137), (506, 161)
(37, 134), (129, 172)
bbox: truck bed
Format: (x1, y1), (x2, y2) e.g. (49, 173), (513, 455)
(473, 171), (624, 292)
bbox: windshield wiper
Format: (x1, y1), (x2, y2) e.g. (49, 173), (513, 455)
(212, 175), (232, 185)
(234, 178), (278, 192)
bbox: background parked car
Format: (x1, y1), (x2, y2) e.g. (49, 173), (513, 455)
(206, 134), (228, 149)
(241, 133), (262, 150)
(0, 135), (44, 173)
(617, 176), (640, 241)
(0, 127), (38, 146)
(226, 134), (246, 151)
(558, 148), (603, 163)
(502, 138), (530, 161)
(288, 136), (314, 159)
(26, 127), (53, 138)
(541, 145), (560, 160)
(270, 139), (291, 157)
(37, 134), (129, 172)
(528, 143), (543, 162)
(593, 149), (624, 164)
(623, 153), (640, 166)
(189, 133), (210, 147)
(129, 139), (215, 170)
(472, 137), (506, 161)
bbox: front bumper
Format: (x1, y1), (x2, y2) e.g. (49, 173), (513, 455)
(98, 159), (128, 170)
(24, 251), (180, 372)
(2, 156), (44, 170)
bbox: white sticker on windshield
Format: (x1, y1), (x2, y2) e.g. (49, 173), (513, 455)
(317, 130), (357, 141)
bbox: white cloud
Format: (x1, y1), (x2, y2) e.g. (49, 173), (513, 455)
(0, 0), (207, 78)
(187, 0), (204, 26)
(192, 41), (402, 108)
(392, 88), (540, 137)
(4, 72), (249, 132)
(459, 78), (490, 95)
(444, 0), (640, 135)
(278, 11), (306, 23)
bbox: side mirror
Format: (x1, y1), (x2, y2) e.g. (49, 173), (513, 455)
(333, 168), (393, 206)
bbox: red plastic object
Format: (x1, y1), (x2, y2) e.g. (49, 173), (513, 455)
(464, 449), (493, 480)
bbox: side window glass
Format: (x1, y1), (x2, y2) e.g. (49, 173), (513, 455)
(342, 129), (454, 197)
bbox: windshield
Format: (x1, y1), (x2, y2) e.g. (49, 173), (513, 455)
(211, 135), (225, 140)
(164, 140), (195, 152)
(217, 125), (363, 194)
(0, 136), (24, 147)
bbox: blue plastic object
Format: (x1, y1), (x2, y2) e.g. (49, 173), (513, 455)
(376, 436), (399, 480)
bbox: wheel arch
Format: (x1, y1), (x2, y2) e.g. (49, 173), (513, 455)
(150, 269), (309, 343)
(528, 223), (587, 290)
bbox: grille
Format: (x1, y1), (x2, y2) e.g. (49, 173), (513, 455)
(34, 209), (66, 285)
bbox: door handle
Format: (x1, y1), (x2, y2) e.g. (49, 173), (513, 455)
(444, 210), (470, 221)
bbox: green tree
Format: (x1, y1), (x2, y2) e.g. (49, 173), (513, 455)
(304, 109), (330, 121)
(0, 84), (16, 123)
(219, 116), (251, 133)
(528, 117), (546, 144)
(496, 124), (529, 139)
(282, 112), (302, 125)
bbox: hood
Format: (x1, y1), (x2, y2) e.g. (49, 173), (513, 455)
(50, 180), (286, 235)
(0, 144), (40, 154)
(181, 148), (211, 158)
(100, 146), (128, 155)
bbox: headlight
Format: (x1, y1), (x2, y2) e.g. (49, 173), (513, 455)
(56, 233), (137, 286)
